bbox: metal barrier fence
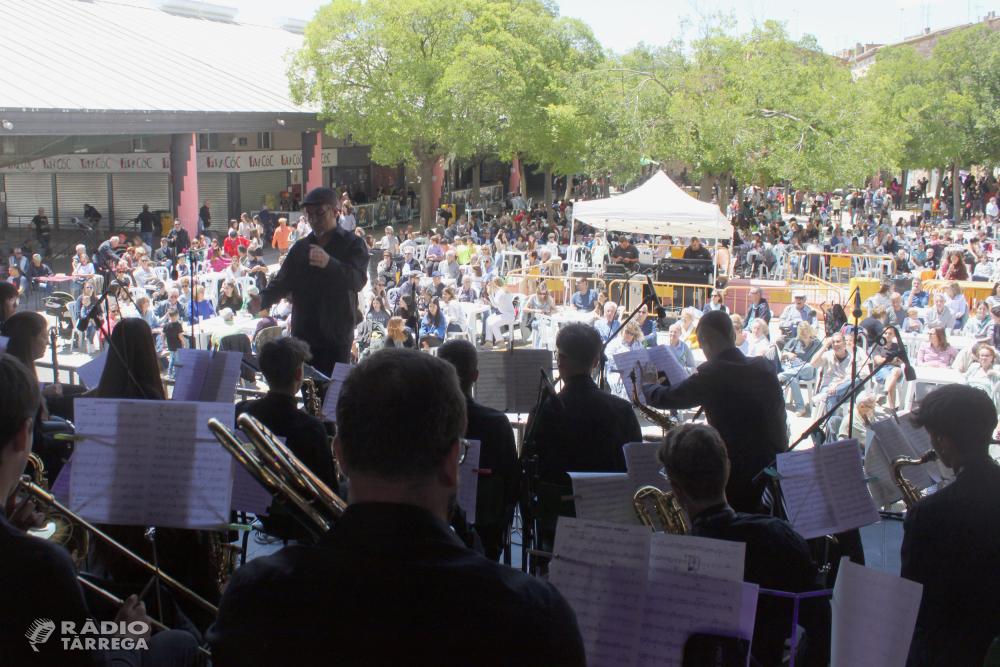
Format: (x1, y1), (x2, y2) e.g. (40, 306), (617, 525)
(786, 250), (893, 285)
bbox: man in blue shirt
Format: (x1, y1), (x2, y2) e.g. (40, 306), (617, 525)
(903, 276), (930, 309)
(593, 301), (618, 342)
(570, 277), (599, 312)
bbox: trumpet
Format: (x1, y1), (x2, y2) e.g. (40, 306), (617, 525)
(629, 368), (677, 436)
(890, 449), (939, 510)
(633, 485), (689, 534)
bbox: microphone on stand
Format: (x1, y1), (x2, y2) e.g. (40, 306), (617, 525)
(644, 274), (667, 319)
(852, 285), (863, 321)
(888, 326), (918, 381)
(72, 217), (92, 232)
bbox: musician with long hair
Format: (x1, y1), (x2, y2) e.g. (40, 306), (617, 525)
(208, 349), (584, 666)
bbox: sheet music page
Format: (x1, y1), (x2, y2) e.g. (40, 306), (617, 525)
(646, 345), (689, 386)
(0, 335), (8, 357)
(50, 457), (71, 505)
(895, 413), (946, 482)
(613, 349), (650, 404)
(864, 431), (903, 508)
(624, 442), (666, 493)
(831, 557), (922, 667)
(70, 399), (236, 529)
(320, 363), (354, 421)
(171, 349), (211, 401)
(648, 533), (745, 582)
(777, 439), (880, 539)
(456, 439), (482, 524)
(739, 583), (759, 645)
(568, 472), (642, 525)
(228, 431), (281, 515)
(509, 349), (553, 413)
(75, 351), (108, 390)
(550, 517), (652, 667)
(472, 353), (508, 412)
(199, 351), (243, 403)
(869, 418), (934, 489)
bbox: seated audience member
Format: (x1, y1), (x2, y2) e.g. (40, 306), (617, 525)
(571, 277), (599, 313)
(964, 345), (1000, 396)
(418, 298), (447, 348)
(217, 281), (243, 313)
(917, 327), (958, 369)
(188, 285), (216, 323)
(678, 308), (700, 348)
(665, 323), (698, 375)
(437, 340), (518, 561)
(924, 293), (956, 332)
(208, 349), (584, 666)
(386, 315), (415, 348)
(902, 308), (924, 334)
(658, 423), (829, 667)
(839, 390), (877, 442)
(746, 318), (771, 357)
(902, 385), (1000, 666)
(458, 275), (478, 303)
(964, 301), (994, 340)
(810, 332), (852, 413)
(871, 326), (906, 416)
(778, 322), (821, 416)
(592, 301), (618, 343)
(605, 320), (645, 399)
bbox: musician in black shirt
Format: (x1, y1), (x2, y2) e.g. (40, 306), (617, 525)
(609, 235), (640, 267)
(30, 207), (51, 258)
(209, 349), (584, 666)
(658, 423), (829, 667)
(682, 236), (712, 261)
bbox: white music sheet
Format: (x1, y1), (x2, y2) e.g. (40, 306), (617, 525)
(613, 349), (650, 403)
(865, 415), (942, 508)
(624, 442), (666, 493)
(777, 439), (881, 540)
(568, 472), (642, 525)
(646, 345), (690, 386)
(50, 457), (71, 505)
(75, 351), (108, 390)
(648, 533), (745, 582)
(320, 363), (354, 422)
(70, 399), (236, 529)
(831, 558), (922, 667)
(228, 430), (283, 515)
(456, 439), (482, 524)
(550, 517), (652, 667)
(172, 350), (242, 403)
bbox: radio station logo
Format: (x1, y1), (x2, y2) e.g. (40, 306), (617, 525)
(26, 619), (150, 651)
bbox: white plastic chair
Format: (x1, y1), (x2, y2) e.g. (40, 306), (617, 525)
(152, 267), (169, 283)
(235, 277), (257, 299)
(129, 287), (147, 303)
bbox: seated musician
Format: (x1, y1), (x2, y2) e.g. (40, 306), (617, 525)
(0, 354), (203, 666)
(903, 384), (1000, 667)
(208, 349), (585, 666)
(533, 324), (642, 486)
(235, 337), (339, 539)
(658, 423), (830, 667)
(437, 339), (519, 561)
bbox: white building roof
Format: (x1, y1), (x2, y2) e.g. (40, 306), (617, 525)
(0, 0), (314, 114)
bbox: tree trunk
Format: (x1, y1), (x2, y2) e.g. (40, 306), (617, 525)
(934, 166), (944, 200)
(418, 157), (437, 234)
(697, 171), (717, 202)
(544, 165), (554, 224)
(717, 170), (733, 214)
(519, 159), (527, 200)
(470, 159), (481, 209)
(953, 159), (961, 221)
(564, 175), (573, 200)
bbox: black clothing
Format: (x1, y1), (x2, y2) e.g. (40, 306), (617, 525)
(532, 374), (642, 486)
(609, 243), (639, 265)
(199, 205), (211, 228)
(163, 320), (184, 351)
(96, 240), (120, 268)
(84, 206), (102, 223)
(155, 246), (175, 265)
(746, 299), (772, 325)
(27, 262), (53, 281)
(901, 455), (1000, 667)
(683, 245), (712, 261)
(463, 393), (519, 560)
(168, 228), (190, 254)
(643, 347), (787, 513)
(692, 506), (829, 667)
(858, 316), (885, 344)
(31, 214), (51, 237)
(259, 226), (369, 376)
(136, 210), (157, 233)
(206, 503), (585, 667)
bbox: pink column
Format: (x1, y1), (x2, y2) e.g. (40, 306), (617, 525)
(509, 158), (520, 195)
(170, 133), (199, 238)
(301, 131), (324, 194)
(432, 158), (444, 209)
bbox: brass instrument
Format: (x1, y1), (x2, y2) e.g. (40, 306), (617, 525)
(633, 485), (689, 534)
(208, 413), (346, 537)
(890, 449), (939, 510)
(24, 454), (90, 568)
(301, 377), (341, 480)
(629, 368), (677, 436)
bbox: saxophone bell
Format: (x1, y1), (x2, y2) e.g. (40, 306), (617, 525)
(633, 485), (689, 534)
(629, 368), (677, 437)
(890, 449), (939, 510)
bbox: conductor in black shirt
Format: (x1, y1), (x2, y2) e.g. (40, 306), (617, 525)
(902, 385), (1000, 667)
(658, 423), (829, 667)
(609, 235), (640, 268)
(208, 349), (585, 666)
(235, 337), (339, 540)
(532, 324), (642, 486)
(437, 339), (519, 561)
(643, 310), (787, 513)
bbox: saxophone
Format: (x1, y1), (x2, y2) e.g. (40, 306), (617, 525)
(634, 486), (689, 534)
(300, 377), (341, 481)
(629, 368), (677, 436)
(890, 449), (939, 510)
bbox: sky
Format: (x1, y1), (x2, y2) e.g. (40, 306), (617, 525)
(135, 0), (987, 55)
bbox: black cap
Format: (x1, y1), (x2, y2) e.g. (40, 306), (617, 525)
(302, 187), (337, 206)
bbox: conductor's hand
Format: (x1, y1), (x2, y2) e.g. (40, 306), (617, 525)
(115, 595), (152, 642)
(639, 361), (662, 387)
(248, 294), (262, 315)
(309, 245), (330, 269)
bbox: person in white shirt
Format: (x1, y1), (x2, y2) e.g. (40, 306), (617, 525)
(133, 255), (157, 289)
(380, 226), (399, 256)
(224, 256), (246, 282)
(925, 293), (957, 331)
(665, 323), (698, 375)
(482, 277), (515, 349)
(987, 196), (999, 220)
(746, 318), (771, 357)
(340, 204), (357, 232)
(943, 281), (968, 327)
(440, 286), (467, 335)
(238, 214), (255, 239)
(810, 332), (853, 413)
(439, 251), (462, 282)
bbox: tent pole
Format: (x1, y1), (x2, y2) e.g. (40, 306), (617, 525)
(713, 214), (719, 288)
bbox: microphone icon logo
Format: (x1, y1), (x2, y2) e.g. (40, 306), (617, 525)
(25, 618), (56, 652)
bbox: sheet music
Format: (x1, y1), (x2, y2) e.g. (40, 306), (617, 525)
(568, 472), (642, 525)
(896, 414), (947, 481)
(320, 363), (354, 421)
(508, 349), (553, 413)
(624, 442), (666, 493)
(75, 351), (108, 390)
(863, 429), (905, 508)
(649, 533), (745, 582)
(456, 439), (482, 524)
(739, 583), (759, 646)
(50, 457), (71, 505)
(613, 349), (650, 404)
(777, 439), (881, 539)
(646, 345), (689, 386)
(473, 353), (508, 412)
(70, 399), (236, 529)
(0, 335), (8, 357)
(550, 517), (652, 667)
(228, 430), (281, 515)
(172, 350), (242, 403)
(831, 557), (922, 667)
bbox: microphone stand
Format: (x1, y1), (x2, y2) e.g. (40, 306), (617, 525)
(597, 266), (661, 391)
(518, 368), (557, 575)
(846, 285), (863, 438)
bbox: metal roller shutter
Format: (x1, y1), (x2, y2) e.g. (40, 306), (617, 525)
(112, 174), (170, 227)
(239, 171), (287, 213)
(4, 173), (54, 228)
(56, 174), (108, 228)
(197, 173), (229, 229)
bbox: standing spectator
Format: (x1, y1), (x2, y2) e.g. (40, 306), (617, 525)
(135, 204), (157, 248)
(83, 203), (102, 231)
(30, 207), (51, 258)
(199, 200), (212, 237)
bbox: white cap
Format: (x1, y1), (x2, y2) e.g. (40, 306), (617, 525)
(793, 290), (807, 298)
(220, 308), (234, 321)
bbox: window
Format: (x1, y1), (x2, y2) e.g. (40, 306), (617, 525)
(198, 133), (219, 151)
(256, 132), (272, 149)
(132, 137), (152, 152)
(238, 137), (248, 147)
